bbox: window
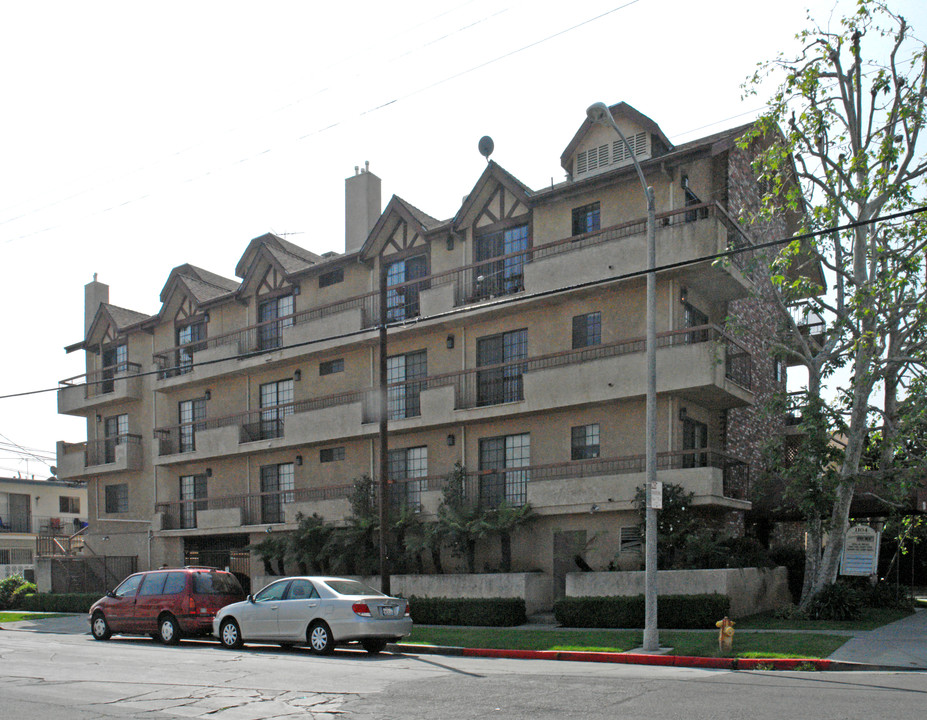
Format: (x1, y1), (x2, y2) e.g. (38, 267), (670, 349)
(138, 573), (168, 596)
(102, 414), (128, 464)
(162, 572), (186, 595)
(260, 462), (295, 524)
(478, 433), (530, 508)
(320, 446), (345, 463)
(682, 177), (708, 222)
(113, 574), (143, 598)
(100, 343), (127, 393)
(254, 580), (289, 602)
(473, 224), (528, 300)
(0, 548), (33, 565)
(386, 254), (428, 321)
(572, 202), (601, 236)
(620, 526), (642, 554)
(176, 320), (206, 375)
(245, 379), (294, 441)
(773, 357), (785, 384)
(178, 398), (206, 453)
(286, 578), (320, 600)
(387, 350), (427, 419)
(59, 496), (80, 514)
(682, 301), (709, 343)
(388, 446), (428, 510)
(180, 474), (207, 529)
(257, 294), (294, 350)
(318, 267), (344, 288)
(682, 417), (708, 468)
(571, 424), (600, 460)
(572, 312), (602, 349)
(320, 358), (344, 376)
(476, 329), (527, 406)
(104, 484), (129, 514)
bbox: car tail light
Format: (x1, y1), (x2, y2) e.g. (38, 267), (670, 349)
(187, 596), (196, 615)
(352, 603), (371, 617)
(404, 602), (410, 617)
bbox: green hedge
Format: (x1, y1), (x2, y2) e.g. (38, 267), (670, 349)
(409, 596), (527, 626)
(553, 594), (730, 628)
(18, 593), (101, 614)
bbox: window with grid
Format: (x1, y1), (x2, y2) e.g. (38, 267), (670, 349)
(319, 358), (344, 376)
(104, 484), (129, 514)
(478, 433), (530, 508)
(572, 202), (601, 236)
(175, 321), (206, 375)
(385, 254), (428, 321)
(476, 329), (527, 406)
(388, 446), (428, 511)
(254, 379), (293, 440)
(260, 463), (295, 524)
(620, 526), (643, 554)
(318, 267), (344, 288)
(103, 414), (129, 464)
(571, 424), (600, 460)
(178, 398), (206, 453)
(683, 301), (709, 343)
(387, 350), (427, 419)
(179, 474), (207, 529)
(320, 446), (345, 463)
(572, 312), (602, 349)
(58, 496), (80, 514)
(258, 294), (294, 350)
(100, 343), (127, 393)
(473, 224), (528, 299)
(682, 417), (709, 468)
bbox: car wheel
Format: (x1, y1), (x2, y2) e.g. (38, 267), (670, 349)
(307, 621), (334, 655)
(220, 619), (244, 650)
(91, 612), (111, 641)
(158, 615), (181, 645)
(361, 638), (388, 655)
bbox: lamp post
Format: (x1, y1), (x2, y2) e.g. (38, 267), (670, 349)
(586, 102), (659, 652)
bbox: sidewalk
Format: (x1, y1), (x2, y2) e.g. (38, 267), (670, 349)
(3, 610), (925, 671)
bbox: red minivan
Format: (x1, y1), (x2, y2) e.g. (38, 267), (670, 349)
(89, 567), (245, 645)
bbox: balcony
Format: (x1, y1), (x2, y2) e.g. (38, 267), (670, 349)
(152, 449), (748, 531)
(783, 303), (826, 366)
(56, 434), (143, 478)
(0, 514), (88, 536)
(58, 362), (143, 416)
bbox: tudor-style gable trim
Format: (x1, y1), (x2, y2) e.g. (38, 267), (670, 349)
(256, 264), (293, 297)
(360, 195), (440, 261)
(453, 161), (532, 233)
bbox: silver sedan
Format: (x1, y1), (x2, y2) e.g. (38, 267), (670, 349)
(213, 576), (412, 654)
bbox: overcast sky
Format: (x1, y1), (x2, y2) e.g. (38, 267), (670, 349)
(2, 0), (924, 478)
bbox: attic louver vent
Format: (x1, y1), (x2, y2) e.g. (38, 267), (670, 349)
(611, 132), (648, 163)
(576, 132), (648, 177)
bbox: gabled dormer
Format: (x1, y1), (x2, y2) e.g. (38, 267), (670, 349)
(560, 102), (672, 181)
(453, 161), (532, 236)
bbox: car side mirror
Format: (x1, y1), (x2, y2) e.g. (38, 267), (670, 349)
(247, 594), (254, 604)
(106, 590), (117, 599)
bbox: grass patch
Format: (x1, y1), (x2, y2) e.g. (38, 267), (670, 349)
(405, 626), (849, 659)
(0, 612), (65, 623)
(736, 607), (912, 631)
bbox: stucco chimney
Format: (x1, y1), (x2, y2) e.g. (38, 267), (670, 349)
(84, 273), (109, 336)
(345, 162), (381, 254)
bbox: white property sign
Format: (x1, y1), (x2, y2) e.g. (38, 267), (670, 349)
(840, 524), (880, 576)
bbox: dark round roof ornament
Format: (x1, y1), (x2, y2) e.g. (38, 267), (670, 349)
(478, 136), (494, 162)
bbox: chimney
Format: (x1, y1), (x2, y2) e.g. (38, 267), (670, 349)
(345, 161), (381, 254)
(84, 273), (109, 336)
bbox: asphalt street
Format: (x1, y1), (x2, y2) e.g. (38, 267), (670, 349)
(1, 619), (926, 719)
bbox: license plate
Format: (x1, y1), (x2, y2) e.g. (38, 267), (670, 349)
(381, 606), (395, 617)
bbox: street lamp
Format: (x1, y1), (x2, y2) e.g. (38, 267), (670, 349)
(586, 102), (659, 652)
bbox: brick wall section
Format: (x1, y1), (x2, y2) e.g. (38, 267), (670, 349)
(723, 141), (790, 508)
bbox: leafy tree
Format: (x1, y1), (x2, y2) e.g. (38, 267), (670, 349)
(484, 502), (536, 572)
(742, 1), (927, 608)
(436, 463), (489, 573)
(248, 535), (288, 576)
(289, 512), (333, 574)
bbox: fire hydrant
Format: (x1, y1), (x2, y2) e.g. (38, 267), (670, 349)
(716, 616), (735, 653)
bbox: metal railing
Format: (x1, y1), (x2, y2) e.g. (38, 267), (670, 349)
(80, 434), (142, 467)
(0, 515), (88, 536)
(59, 362), (142, 398)
(148, 202), (757, 372)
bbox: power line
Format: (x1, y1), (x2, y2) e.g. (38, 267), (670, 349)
(2, 204), (924, 403)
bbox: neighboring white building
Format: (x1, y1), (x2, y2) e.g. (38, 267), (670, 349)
(0, 476), (88, 580)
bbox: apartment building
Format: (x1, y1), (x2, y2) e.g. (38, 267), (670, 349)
(0, 476), (88, 580)
(57, 102), (802, 588)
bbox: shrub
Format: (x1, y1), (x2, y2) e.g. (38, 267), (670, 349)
(0, 575), (34, 610)
(553, 594), (730, 628)
(18, 593), (101, 614)
(408, 597), (526, 626)
(805, 583), (863, 621)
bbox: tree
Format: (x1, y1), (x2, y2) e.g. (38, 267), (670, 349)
(436, 463), (489, 573)
(484, 502), (536, 572)
(249, 535), (288, 576)
(743, 1), (927, 607)
(289, 512), (333, 574)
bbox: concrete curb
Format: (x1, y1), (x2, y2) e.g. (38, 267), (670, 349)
(390, 643), (923, 672)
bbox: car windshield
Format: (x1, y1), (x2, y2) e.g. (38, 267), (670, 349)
(192, 572), (243, 595)
(323, 579), (385, 597)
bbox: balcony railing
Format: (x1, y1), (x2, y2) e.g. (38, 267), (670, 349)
(0, 514), (88, 536)
(81, 434), (142, 467)
(59, 362), (143, 398)
(150, 203), (757, 373)
(153, 450), (747, 528)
